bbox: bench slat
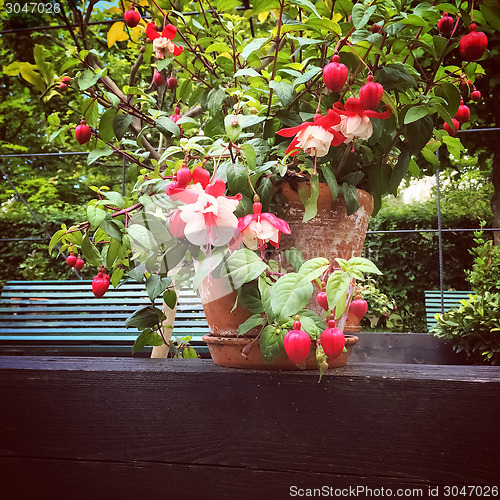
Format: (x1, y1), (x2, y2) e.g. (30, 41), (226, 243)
(424, 290), (473, 331)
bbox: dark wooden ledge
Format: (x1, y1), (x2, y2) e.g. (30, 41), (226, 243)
(1, 357), (499, 499)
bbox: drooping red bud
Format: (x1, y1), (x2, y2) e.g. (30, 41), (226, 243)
(359, 75), (383, 110)
(284, 327), (311, 365)
(443, 118), (460, 136)
(317, 292), (329, 311)
(153, 72), (165, 86)
(124, 6), (141, 28)
(454, 100), (470, 123)
(61, 76), (71, 83)
(167, 77), (178, 90)
(349, 298), (368, 320)
(74, 257), (85, 271)
(192, 167), (210, 188)
(75, 119), (91, 145)
(205, 178), (226, 197)
(320, 326), (345, 359)
(59, 83), (68, 92)
(437, 12), (454, 36)
(459, 24), (488, 62)
(92, 271), (110, 298)
(370, 24), (381, 34)
(66, 252), (77, 268)
(176, 167), (192, 187)
(470, 89), (481, 102)
(323, 54), (348, 92)
(168, 209), (187, 239)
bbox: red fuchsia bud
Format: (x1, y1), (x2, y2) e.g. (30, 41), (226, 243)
(370, 24), (381, 34)
(92, 271), (110, 298)
(470, 89), (481, 102)
(437, 12), (454, 36)
(252, 202), (262, 214)
(170, 107), (181, 123)
(165, 181), (179, 196)
(443, 118), (460, 136)
(153, 72), (165, 86)
(205, 178), (226, 197)
(176, 167), (192, 187)
(61, 76), (71, 83)
(174, 107), (181, 114)
(316, 291), (329, 311)
(124, 6), (141, 28)
(168, 209), (187, 239)
(459, 79), (473, 97)
(192, 167), (210, 188)
(66, 252), (77, 268)
(75, 119), (91, 145)
(359, 75), (383, 110)
(74, 257), (85, 271)
(349, 298), (368, 320)
(59, 83), (68, 92)
(320, 319), (345, 359)
(104, 274), (110, 281)
(455, 100), (470, 123)
(167, 77), (178, 90)
(283, 325), (311, 365)
(460, 24), (488, 62)
(323, 54), (348, 92)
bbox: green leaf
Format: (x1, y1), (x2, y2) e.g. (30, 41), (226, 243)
(341, 183), (359, 216)
(81, 234), (102, 267)
(207, 88), (226, 116)
(376, 64), (417, 91)
(389, 147), (411, 194)
(296, 258), (330, 288)
(298, 309), (326, 332)
(87, 147), (113, 166)
(238, 284), (264, 314)
(78, 69), (100, 91)
(156, 116), (180, 139)
(99, 108), (117, 143)
(345, 257), (382, 276)
(102, 191), (125, 208)
(126, 225), (158, 252)
(404, 105), (429, 125)
(434, 103), (454, 129)
(132, 328), (164, 354)
(241, 37), (269, 60)
(352, 4), (377, 29)
(238, 314), (265, 336)
(406, 115), (433, 155)
(321, 166), (338, 201)
(193, 250), (226, 290)
(326, 270), (350, 312)
(48, 229), (66, 254)
(258, 276), (274, 321)
(284, 248), (305, 272)
(100, 219), (123, 241)
(434, 83), (460, 117)
(33, 45), (53, 85)
(126, 306), (165, 330)
(113, 114), (133, 140)
(269, 80), (293, 107)
(87, 204), (106, 227)
(219, 249), (267, 289)
(259, 325), (285, 362)
(241, 143), (257, 170)
(182, 346), (198, 358)
(299, 174), (319, 222)
(293, 67), (322, 88)
(145, 275), (172, 301)
(163, 289), (177, 309)
(270, 273), (313, 320)
(224, 114), (242, 142)
(106, 237), (121, 269)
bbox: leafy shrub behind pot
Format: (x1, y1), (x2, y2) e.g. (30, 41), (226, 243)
(467, 228), (500, 295)
(434, 292), (500, 365)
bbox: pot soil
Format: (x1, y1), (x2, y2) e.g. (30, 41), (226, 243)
(203, 334), (359, 370)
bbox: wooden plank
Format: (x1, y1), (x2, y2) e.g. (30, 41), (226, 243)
(0, 357), (499, 486)
(0, 457), (451, 500)
(0, 305), (204, 313)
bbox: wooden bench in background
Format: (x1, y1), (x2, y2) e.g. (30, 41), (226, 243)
(424, 290), (473, 332)
(0, 280), (209, 356)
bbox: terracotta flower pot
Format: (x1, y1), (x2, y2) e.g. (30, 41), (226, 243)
(275, 181), (374, 264)
(345, 313), (362, 333)
(203, 334), (358, 370)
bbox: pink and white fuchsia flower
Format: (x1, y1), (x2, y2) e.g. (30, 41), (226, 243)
(146, 23), (184, 59)
(276, 110), (346, 173)
(177, 183), (241, 248)
(238, 202), (291, 256)
(332, 98), (392, 144)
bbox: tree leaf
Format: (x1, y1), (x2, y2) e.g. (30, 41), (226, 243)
(113, 114), (133, 140)
(241, 143), (257, 170)
(299, 174), (319, 222)
(341, 183), (359, 215)
(87, 147), (114, 166)
(48, 229), (66, 254)
(269, 80), (294, 107)
(156, 116), (180, 139)
(87, 203), (106, 227)
(258, 276), (274, 321)
(81, 234), (102, 267)
(241, 37), (269, 60)
(406, 115), (433, 155)
(352, 4), (377, 29)
(126, 306), (165, 330)
(219, 249), (267, 289)
(145, 275), (172, 301)
(107, 21), (129, 48)
(389, 146), (411, 194)
(404, 105), (429, 125)
(238, 283), (264, 314)
(99, 108), (117, 142)
(126, 224), (158, 252)
(326, 270), (350, 311)
(345, 257), (382, 276)
(321, 165), (338, 200)
(296, 258), (330, 288)
(270, 273), (314, 320)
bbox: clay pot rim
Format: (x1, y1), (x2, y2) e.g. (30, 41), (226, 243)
(203, 334), (359, 345)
